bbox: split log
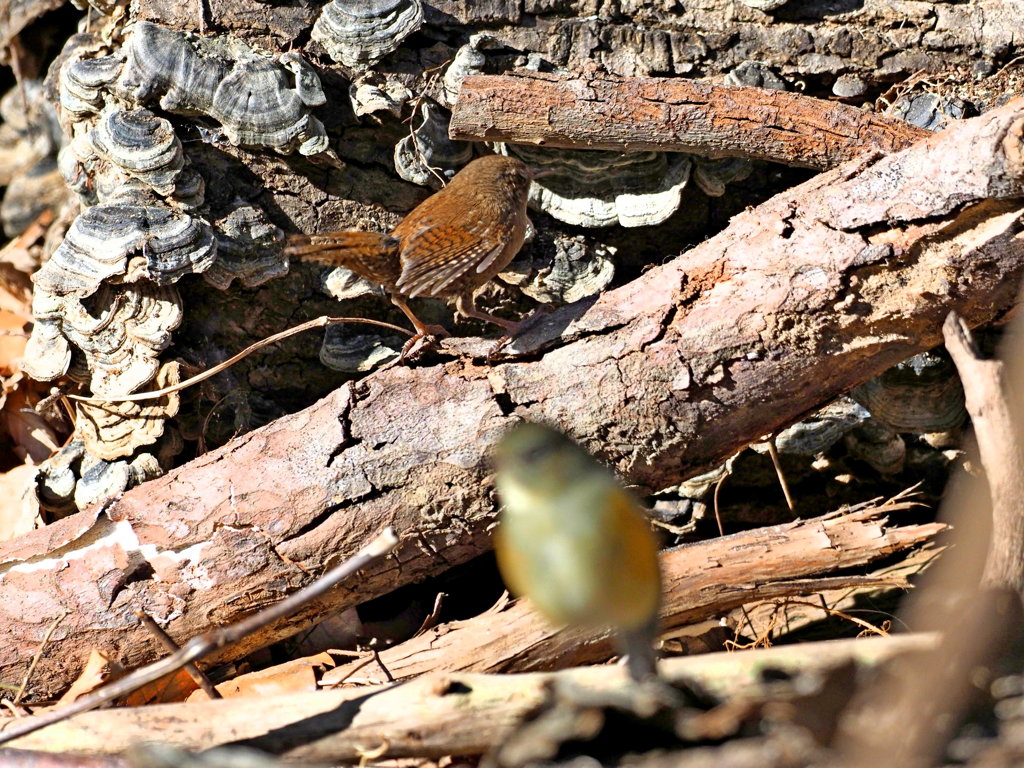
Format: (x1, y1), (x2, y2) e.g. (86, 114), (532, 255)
(321, 503), (941, 684)
(2, 99), (1023, 701)
(3, 634), (939, 760)
(449, 72), (929, 169)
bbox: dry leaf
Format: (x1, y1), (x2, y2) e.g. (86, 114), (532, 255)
(0, 309), (28, 376)
(0, 463), (41, 542)
(188, 652), (337, 701)
(58, 648), (123, 705)
(122, 668), (199, 706)
(3, 384), (60, 464)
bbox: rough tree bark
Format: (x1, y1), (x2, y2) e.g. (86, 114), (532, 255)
(5, 634), (939, 760)
(0, 99), (1021, 701)
(450, 72), (929, 169)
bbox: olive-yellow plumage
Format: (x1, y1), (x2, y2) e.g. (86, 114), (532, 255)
(493, 422), (662, 680)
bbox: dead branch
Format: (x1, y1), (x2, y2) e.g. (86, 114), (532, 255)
(320, 502), (940, 684)
(2, 99), (1023, 701)
(449, 72), (929, 169)
(4, 634), (938, 761)
(0, 529), (398, 747)
(833, 307), (1024, 764)
(944, 312), (1024, 593)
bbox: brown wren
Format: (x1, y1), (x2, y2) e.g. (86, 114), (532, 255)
(285, 154), (537, 349)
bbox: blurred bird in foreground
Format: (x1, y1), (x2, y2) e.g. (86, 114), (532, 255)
(493, 422), (663, 682)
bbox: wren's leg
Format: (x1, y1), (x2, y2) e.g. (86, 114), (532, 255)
(455, 295), (520, 334)
(390, 294), (449, 361)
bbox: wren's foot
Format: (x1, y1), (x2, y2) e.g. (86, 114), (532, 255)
(399, 324), (450, 363)
(485, 305), (553, 359)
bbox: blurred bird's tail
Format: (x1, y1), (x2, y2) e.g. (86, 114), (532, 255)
(284, 230), (400, 279)
(619, 617), (660, 683)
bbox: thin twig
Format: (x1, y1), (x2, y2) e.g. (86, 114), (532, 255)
(0, 528), (399, 745)
(66, 316), (413, 404)
(713, 472), (727, 537)
(765, 435), (795, 512)
(413, 592), (447, 637)
(135, 610), (221, 700)
(13, 612), (69, 706)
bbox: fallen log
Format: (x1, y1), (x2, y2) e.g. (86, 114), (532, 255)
(3, 634), (939, 761)
(448, 71), (929, 169)
(2, 99), (1022, 700)
(322, 501), (941, 684)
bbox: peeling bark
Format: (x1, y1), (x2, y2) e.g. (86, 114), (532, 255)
(5, 634), (939, 760)
(450, 72), (929, 169)
(320, 504), (942, 684)
(2, 100), (1024, 701)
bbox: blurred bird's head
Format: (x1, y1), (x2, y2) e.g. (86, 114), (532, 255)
(494, 422), (602, 502)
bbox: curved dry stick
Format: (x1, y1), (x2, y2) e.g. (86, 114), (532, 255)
(65, 316), (413, 404)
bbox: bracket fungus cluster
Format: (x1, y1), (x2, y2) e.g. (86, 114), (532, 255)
(23, 20), (323, 510)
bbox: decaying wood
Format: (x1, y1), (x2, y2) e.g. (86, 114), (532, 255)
(3, 633), (939, 761)
(834, 306), (1024, 765)
(450, 72), (929, 169)
(0, 530), (398, 748)
(944, 313), (1024, 594)
(321, 503), (941, 685)
(2, 100), (1023, 702)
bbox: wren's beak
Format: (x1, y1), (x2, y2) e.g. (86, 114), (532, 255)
(529, 166), (557, 181)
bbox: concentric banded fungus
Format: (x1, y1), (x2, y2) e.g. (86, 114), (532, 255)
(60, 282), (183, 394)
(76, 361), (182, 460)
(117, 21), (331, 157)
(90, 106), (185, 197)
(771, 397), (870, 456)
(33, 203), (216, 298)
(500, 234), (615, 304)
(74, 451), (164, 510)
(59, 54), (123, 119)
(439, 34), (491, 109)
(320, 327), (400, 373)
(496, 144), (692, 228)
(23, 290), (73, 382)
(323, 265), (382, 300)
(311, 0), (424, 69)
(394, 98), (472, 187)
(205, 206), (287, 290)
(844, 419), (906, 475)
(851, 351), (967, 434)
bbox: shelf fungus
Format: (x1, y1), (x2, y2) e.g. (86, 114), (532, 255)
(205, 205), (288, 290)
(311, 0), (424, 70)
(349, 71), (413, 118)
(25, 282), (182, 393)
(439, 34), (493, 110)
(500, 234), (615, 304)
(495, 144), (692, 228)
(33, 203), (216, 299)
(116, 21), (333, 159)
(89, 106), (186, 198)
(394, 98), (473, 187)
(75, 361), (183, 461)
(59, 54), (123, 121)
(850, 351), (967, 435)
(320, 327), (401, 373)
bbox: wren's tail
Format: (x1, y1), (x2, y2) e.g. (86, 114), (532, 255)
(284, 230), (401, 283)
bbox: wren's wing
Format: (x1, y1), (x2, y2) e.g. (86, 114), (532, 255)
(395, 217), (513, 298)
